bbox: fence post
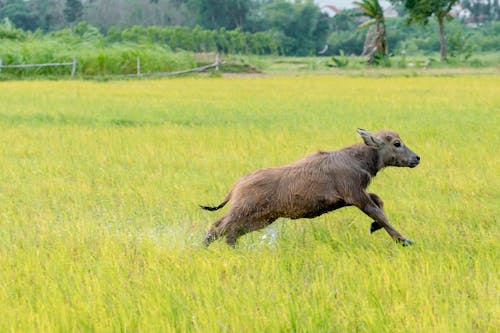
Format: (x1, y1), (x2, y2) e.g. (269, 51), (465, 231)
(0, 58), (2, 73)
(71, 57), (77, 77)
(137, 57), (141, 76)
(215, 53), (219, 71)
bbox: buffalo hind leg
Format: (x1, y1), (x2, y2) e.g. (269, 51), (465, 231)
(224, 221), (247, 248)
(204, 218), (224, 247)
(204, 215), (245, 247)
(225, 216), (277, 247)
(204, 214), (249, 247)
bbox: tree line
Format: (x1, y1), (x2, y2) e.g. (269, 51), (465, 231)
(0, 0), (331, 56)
(2, 1), (498, 32)
(0, 0), (498, 59)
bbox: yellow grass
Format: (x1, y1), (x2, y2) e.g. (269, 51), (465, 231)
(0, 76), (498, 332)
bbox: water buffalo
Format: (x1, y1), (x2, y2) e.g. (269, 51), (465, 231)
(201, 128), (420, 247)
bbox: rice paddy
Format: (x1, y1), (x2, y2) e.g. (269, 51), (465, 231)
(0, 75), (498, 332)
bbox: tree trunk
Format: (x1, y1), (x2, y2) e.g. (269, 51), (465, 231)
(438, 15), (447, 60)
(379, 22), (388, 55)
(362, 25), (377, 64)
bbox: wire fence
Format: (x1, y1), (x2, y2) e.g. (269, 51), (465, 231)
(0, 54), (224, 78)
(129, 53), (224, 77)
(0, 57), (77, 77)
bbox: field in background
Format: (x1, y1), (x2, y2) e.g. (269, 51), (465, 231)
(0, 76), (498, 332)
(235, 52), (500, 75)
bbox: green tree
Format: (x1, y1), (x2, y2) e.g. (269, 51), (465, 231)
(249, 0), (329, 56)
(84, 0), (191, 30)
(292, 1), (330, 55)
(355, 0), (388, 64)
(187, 0), (251, 29)
(393, 0), (458, 60)
(331, 9), (357, 32)
(0, 16), (25, 38)
(31, 0), (66, 31)
(64, 0), (83, 24)
(0, 0), (37, 31)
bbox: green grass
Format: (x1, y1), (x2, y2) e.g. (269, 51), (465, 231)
(0, 76), (498, 332)
(240, 53), (500, 75)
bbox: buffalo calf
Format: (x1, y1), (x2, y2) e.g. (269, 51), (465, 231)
(201, 129), (420, 247)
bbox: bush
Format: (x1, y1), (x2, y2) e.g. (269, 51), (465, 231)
(0, 17), (25, 40)
(0, 32), (196, 77)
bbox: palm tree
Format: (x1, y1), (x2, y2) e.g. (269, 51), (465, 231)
(354, 0), (388, 64)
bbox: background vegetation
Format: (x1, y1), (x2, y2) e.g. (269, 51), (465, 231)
(0, 0), (499, 63)
(0, 17), (498, 78)
(0, 76), (498, 332)
(328, 12), (500, 56)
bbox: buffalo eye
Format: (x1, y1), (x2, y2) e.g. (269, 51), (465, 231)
(394, 141), (401, 147)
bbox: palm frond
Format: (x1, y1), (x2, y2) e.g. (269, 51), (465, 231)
(357, 19), (376, 30)
(354, 0), (383, 19)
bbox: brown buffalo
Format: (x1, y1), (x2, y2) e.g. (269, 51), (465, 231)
(201, 129), (420, 247)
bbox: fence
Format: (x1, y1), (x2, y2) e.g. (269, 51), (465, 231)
(131, 54), (224, 77)
(0, 57), (77, 77)
(0, 54), (224, 78)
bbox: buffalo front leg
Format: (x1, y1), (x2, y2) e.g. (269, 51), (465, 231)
(355, 192), (414, 246)
(368, 193), (384, 233)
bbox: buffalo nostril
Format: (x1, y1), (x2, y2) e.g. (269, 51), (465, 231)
(416, 155), (420, 161)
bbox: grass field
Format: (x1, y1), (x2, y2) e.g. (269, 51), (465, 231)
(0, 75), (498, 332)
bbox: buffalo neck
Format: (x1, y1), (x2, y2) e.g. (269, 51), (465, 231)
(347, 144), (382, 177)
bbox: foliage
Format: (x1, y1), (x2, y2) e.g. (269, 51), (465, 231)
(327, 16), (499, 56)
(246, 0), (330, 56)
(0, 0), (38, 31)
(0, 77), (498, 331)
(63, 0), (83, 24)
(0, 35), (195, 77)
(1, 1), (499, 59)
(185, 0), (251, 30)
(392, 0), (458, 60)
(327, 28), (366, 56)
(447, 31), (473, 62)
(331, 9), (358, 32)
(0, 19), (298, 78)
(0, 13), (498, 71)
(393, 0), (457, 25)
(355, 0), (386, 30)
(0, 0), (329, 57)
(0, 17), (24, 39)
(3, 0), (499, 36)
(113, 25), (282, 55)
(469, 20), (500, 52)
(328, 50), (349, 68)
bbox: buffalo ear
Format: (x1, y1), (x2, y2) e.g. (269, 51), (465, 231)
(357, 128), (385, 147)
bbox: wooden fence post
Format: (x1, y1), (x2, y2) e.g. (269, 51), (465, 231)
(137, 57), (141, 76)
(0, 58), (2, 73)
(71, 57), (77, 77)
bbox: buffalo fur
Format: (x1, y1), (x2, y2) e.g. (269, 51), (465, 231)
(202, 129), (420, 247)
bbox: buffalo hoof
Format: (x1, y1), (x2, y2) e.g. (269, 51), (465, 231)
(399, 238), (414, 247)
(370, 221), (383, 233)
